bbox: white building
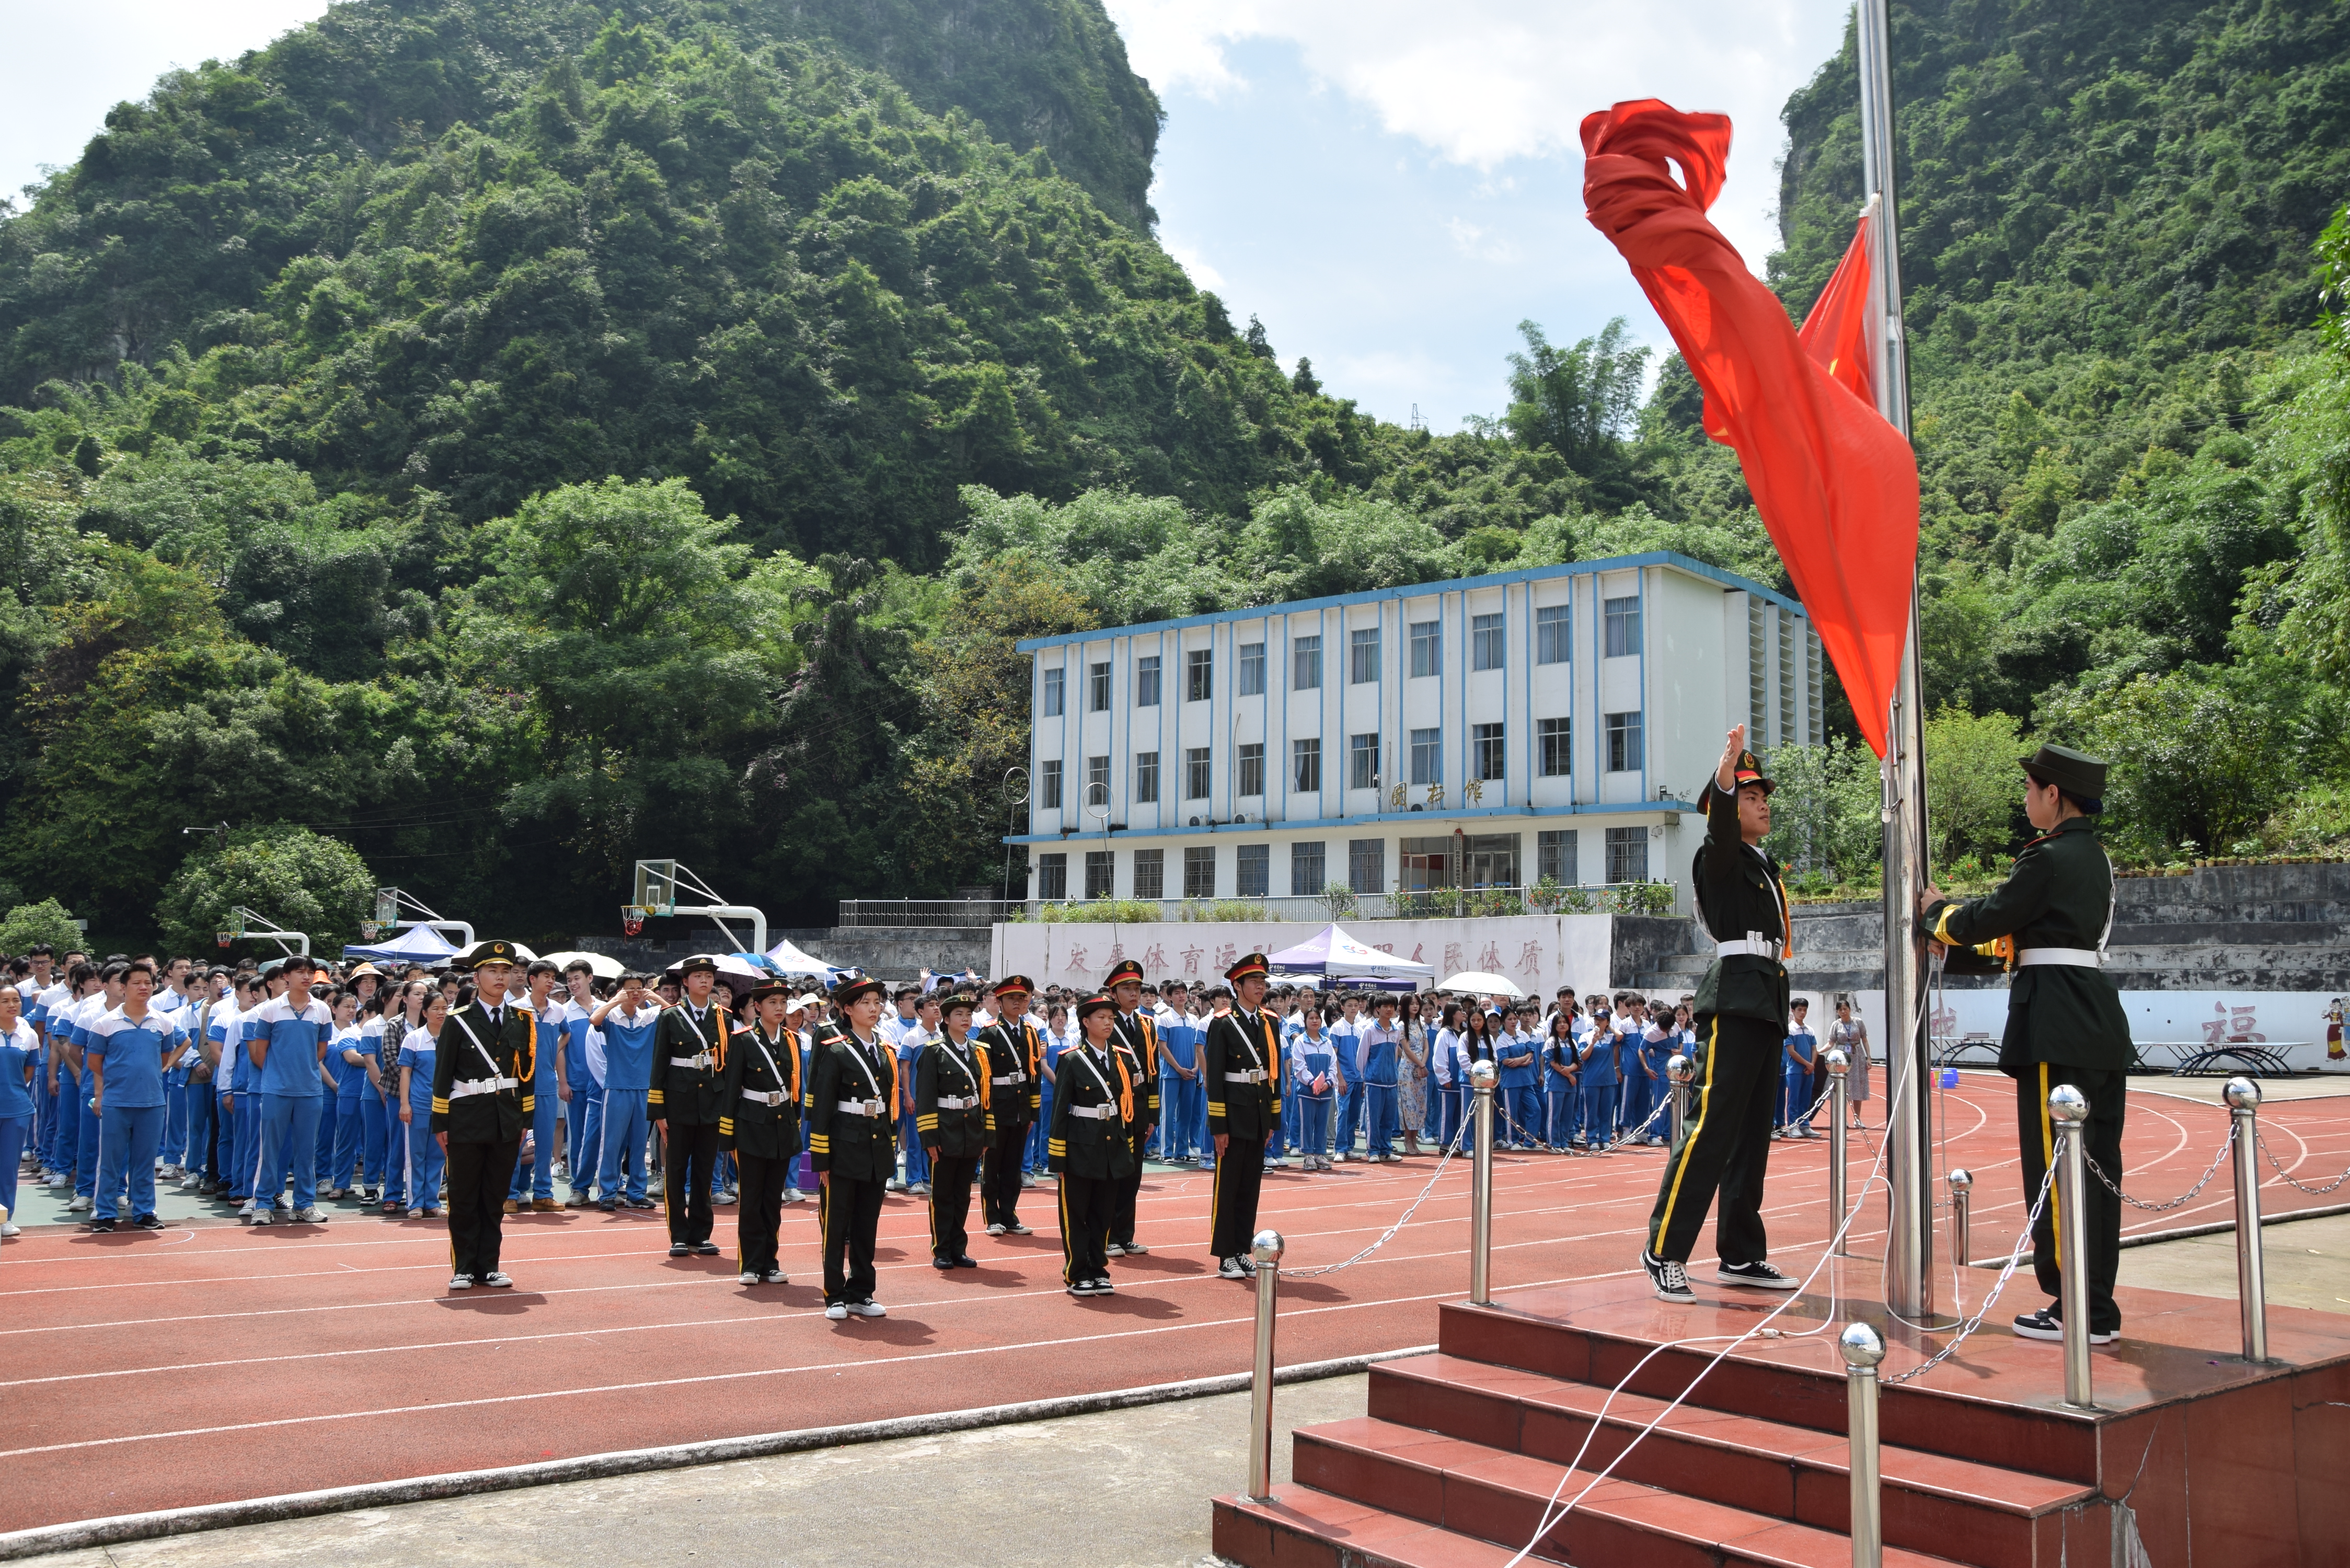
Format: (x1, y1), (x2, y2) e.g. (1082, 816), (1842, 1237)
(1008, 551), (1821, 917)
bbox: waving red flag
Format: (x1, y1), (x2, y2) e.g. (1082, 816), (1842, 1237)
(1798, 206), (1877, 409)
(1582, 99), (1917, 756)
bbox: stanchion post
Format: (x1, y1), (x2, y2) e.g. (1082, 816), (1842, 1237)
(2048, 1085), (2094, 1408)
(1469, 1060), (1497, 1307)
(1840, 1322), (1885, 1568)
(1825, 1049), (1849, 1254)
(2225, 1077), (2267, 1364)
(1666, 1053), (1692, 1148)
(1949, 1168), (1972, 1271)
(1247, 1229), (1285, 1502)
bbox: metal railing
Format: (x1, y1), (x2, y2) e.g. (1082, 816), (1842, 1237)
(1000, 880), (1679, 926)
(836, 899), (1024, 928)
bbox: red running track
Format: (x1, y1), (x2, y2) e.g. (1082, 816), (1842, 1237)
(1, 1074), (2341, 1534)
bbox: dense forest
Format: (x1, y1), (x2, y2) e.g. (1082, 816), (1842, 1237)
(0, 0), (2344, 949)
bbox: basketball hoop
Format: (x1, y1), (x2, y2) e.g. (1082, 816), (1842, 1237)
(621, 905), (647, 938)
(215, 931), (233, 949)
(359, 921), (381, 941)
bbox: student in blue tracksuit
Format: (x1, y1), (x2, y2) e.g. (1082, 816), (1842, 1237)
(1615, 994), (1659, 1145)
(1153, 982), (1202, 1164)
(1329, 994), (1366, 1161)
(1030, 1004), (1072, 1173)
(559, 962), (604, 1205)
(592, 975), (661, 1210)
(397, 988), (450, 1218)
(1575, 1016), (1620, 1149)
(505, 960), (564, 1212)
(1288, 1011), (1342, 1172)
(312, 986), (348, 1193)
(1542, 1012), (1581, 1149)
(84, 964), (189, 1232)
(1779, 998), (1819, 1139)
(68, 965), (131, 1211)
(893, 992), (940, 1194)
(244, 955), (335, 1228)
(44, 965), (93, 1210)
(1494, 1008), (1541, 1150)
(155, 959), (194, 1179)
(0, 985), (37, 1237)
(376, 983), (425, 1213)
(1358, 994), (1403, 1161)
(326, 991), (373, 1198)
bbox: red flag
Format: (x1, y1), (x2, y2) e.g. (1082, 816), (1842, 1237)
(1798, 207), (1876, 410)
(1581, 99), (1918, 757)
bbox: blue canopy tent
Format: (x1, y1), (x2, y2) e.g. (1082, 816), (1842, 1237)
(340, 925), (461, 966)
(1266, 924), (1433, 978)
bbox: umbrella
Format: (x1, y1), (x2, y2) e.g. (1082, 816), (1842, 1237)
(1266, 923), (1433, 976)
(667, 952), (771, 984)
(341, 925), (459, 965)
(1439, 971), (1528, 999)
(509, 942), (539, 963)
(539, 950), (624, 979)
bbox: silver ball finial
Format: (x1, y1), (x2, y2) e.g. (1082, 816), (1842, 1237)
(2047, 1083), (2089, 1124)
(1823, 1048), (1848, 1076)
(1250, 1229), (1285, 1266)
(1948, 1168), (1973, 1194)
(2223, 1076), (2262, 1112)
(1468, 1059), (1497, 1090)
(1838, 1321), (1886, 1369)
(1666, 1054), (1693, 1085)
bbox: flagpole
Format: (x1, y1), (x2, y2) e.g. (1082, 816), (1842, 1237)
(1856, 0), (1936, 1325)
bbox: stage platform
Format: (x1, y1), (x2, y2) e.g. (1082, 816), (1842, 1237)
(1213, 1261), (2350, 1567)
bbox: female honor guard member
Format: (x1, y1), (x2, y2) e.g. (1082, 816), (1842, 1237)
(719, 981), (802, 1287)
(807, 975), (894, 1320)
(1203, 953), (1282, 1279)
(975, 977), (1042, 1237)
(1103, 959), (1158, 1257)
(916, 991), (990, 1270)
(651, 956), (730, 1260)
(1642, 729), (1802, 1302)
(431, 942), (534, 1290)
(1048, 993), (1134, 1296)
(1920, 743), (2132, 1345)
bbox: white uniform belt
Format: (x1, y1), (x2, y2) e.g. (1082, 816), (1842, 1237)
(1716, 936), (1785, 960)
(2017, 948), (2101, 968)
(449, 1076), (517, 1099)
(835, 1098), (889, 1116)
(739, 1089), (789, 1107)
(1067, 1103), (1118, 1120)
(992, 1073), (1026, 1085)
(669, 1053), (714, 1069)
(1226, 1069), (1268, 1083)
(936, 1094), (980, 1111)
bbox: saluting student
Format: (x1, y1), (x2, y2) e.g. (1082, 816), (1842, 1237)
(807, 975), (895, 1319)
(1203, 953), (1282, 1279)
(916, 991), (991, 1271)
(591, 973), (662, 1210)
(430, 941), (535, 1291)
(718, 981), (803, 1287)
(1103, 959), (1158, 1258)
(650, 956), (730, 1258)
(1048, 993), (1134, 1297)
(975, 976), (1042, 1236)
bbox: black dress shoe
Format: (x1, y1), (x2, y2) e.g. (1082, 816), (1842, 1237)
(953, 1254), (980, 1268)
(693, 1241), (720, 1256)
(932, 1255), (958, 1269)
(669, 1241), (690, 1257)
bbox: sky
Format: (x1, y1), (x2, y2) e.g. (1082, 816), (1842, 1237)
(3, 0), (1854, 433)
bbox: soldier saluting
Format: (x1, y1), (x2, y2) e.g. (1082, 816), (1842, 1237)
(1103, 958), (1158, 1259)
(431, 941), (535, 1292)
(975, 976), (1042, 1237)
(720, 980), (803, 1288)
(1203, 952), (1281, 1280)
(650, 955), (729, 1260)
(1920, 743), (2132, 1345)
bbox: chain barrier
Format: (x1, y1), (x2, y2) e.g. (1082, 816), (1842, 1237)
(1284, 1114), (1471, 1279)
(1491, 1085), (1671, 1157)
(1882, 1163), (2056, 1386)
(2082, 1125), (2237, 1214)
(2256, 1130), (2350, 1196)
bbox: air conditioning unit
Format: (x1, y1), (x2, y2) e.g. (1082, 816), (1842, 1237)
(1189, 816), (1201, 827)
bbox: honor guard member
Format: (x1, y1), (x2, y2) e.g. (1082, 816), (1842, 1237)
(916, 992), (991, 1270)
(1920, 743), (2132, 1344)
(1102, 959), (1159, 1258)
(1203, 953), (1282, 1279)
(1049, 993), (1135, 1296)
(807, 975), (895, 1319)
(719, 981), (803, 1287)
(651, 956), (730, 1259)
(1642, 729), (1803, 1303)
(431, 942), (535, 1290)
(975, 976), (1043, 1236)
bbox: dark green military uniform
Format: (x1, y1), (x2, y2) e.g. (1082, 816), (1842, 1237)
(1646, 757), (1794, 1276)
(1204, 954), (1282, 1267)
(917, 1015), (992, 1267)
(807, 987), (896, 1308)
(718, 1006), (802, 1283)
(1047, 1006), (1135, 1293)
(430, 944), (537, 1284)
(975, 983), (1042, 1233)
(1920, 745), (2131, 1336)
(650, 991), (730, 1252)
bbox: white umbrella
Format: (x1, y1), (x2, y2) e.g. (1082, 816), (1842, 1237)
(672, 952), (770, 984)
(1439, 971), (1528, 999)
(539, 950), (624, 979)
(509, 942), (539, 963)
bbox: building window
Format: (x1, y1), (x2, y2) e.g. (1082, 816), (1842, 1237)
(1293, 634), (1322, 690)
(1187, 648), (1213, 701)
(1237, 742), (1264, 798)
(1349, 838), (1386, 895)
(1084, 850), (1114, 900)
(1605, 826), (1650, 883)
(1349, 627), (1380, 684)
(1604, 595), (1641, 658)
(1087, 755), (1111, 809)
(1350, 732), (1379, 791)
(1410, 619), (1441, 677)
(1471, 612), (1505, 672)
(1291, 840), (1326, 895)
(1605, 712), (1643, 773)
(1183, 846), (1217, 899)
(1236, 843), (1270, 898)
(1042, 666), (1064, 717)
(1749, 599), (1770, 745)
(1807, 624), (1824, 746)
(1538, 717), (1571, 777)
(1292, 737), (1321, 793)
(1462, 832), (1519, 887)
(1039, 759), (1063, 809)
(1134, 751), (1159, 804)
(1536, 603), (1571, 665)
(1779, 606), (1797, 750)
(1473, 722), (1505, 781)
(1399, 836), (1453, 891)
(1135, 654), (1160, 707)
(1409, 727), (1442, 786)
(1036, 852), (1067, 900)
(1538, 828), (1579, 884)
(1237, 642), (1265, 696)
(1185, 746), (1212, 800)
(1088, 661), (1111, 711)
(1132, 848), (1164, 901)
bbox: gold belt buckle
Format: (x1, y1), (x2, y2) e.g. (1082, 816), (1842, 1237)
(864, 1097), (884, 1116)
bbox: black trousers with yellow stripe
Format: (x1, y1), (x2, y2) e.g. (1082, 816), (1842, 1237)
(928, 1152), (978, 1262)
(1060, 1170), (1112, 1284)
(446, 1137), (520, 1279)
(1646, 1013), (1782, 1266)
(662, 1120), (720, 1245)
(734, 1149), (790, 1277)
(820, 1173), (885, 1304)
(2016, 1063), (2125, 1333)
(1208, 1135), (1266, 1261)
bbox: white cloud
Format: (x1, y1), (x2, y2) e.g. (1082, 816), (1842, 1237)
(1161, 236), (1227, 290)
(1444, 217), (1518, 264)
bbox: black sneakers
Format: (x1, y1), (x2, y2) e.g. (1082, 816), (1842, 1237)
(1715, 1259), (1800, 1291)
(2012, 1305), (2118, 1344)
(1217, 1255), (1248, 1279)
(1642, 1249), (1694, 1303)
